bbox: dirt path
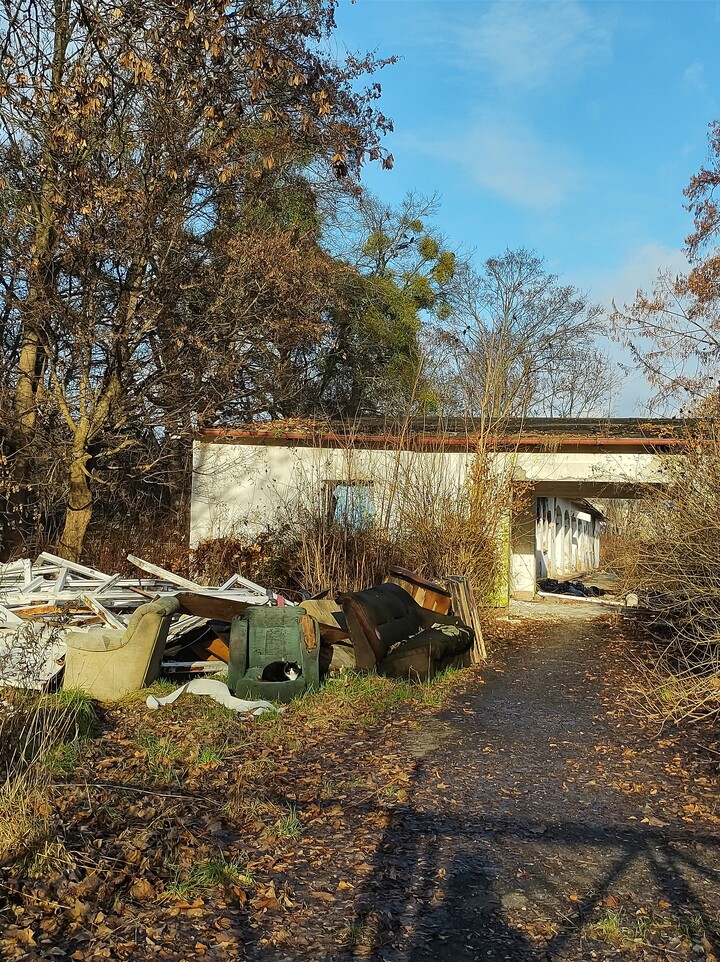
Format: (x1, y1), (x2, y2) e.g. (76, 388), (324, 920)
(326, 604), (720, 962)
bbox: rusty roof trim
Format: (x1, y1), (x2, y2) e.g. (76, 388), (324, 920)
(196, 417), (698, 451)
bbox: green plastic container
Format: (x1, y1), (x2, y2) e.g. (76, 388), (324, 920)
(228, 606), (320, 703)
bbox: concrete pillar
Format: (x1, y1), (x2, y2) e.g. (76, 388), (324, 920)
(486, 511), (511, 607)
(510, 500), (537, 600)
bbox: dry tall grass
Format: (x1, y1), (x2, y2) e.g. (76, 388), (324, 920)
(612, 420), (720, 724)
(194, 441), (514, 601)
(0, 637), (96, 867)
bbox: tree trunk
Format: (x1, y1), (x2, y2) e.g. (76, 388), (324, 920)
(3, 3), (71, 560)
(58, 452), (93, 562)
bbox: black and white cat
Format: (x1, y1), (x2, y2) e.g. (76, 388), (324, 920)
(261, 661), (303, 682)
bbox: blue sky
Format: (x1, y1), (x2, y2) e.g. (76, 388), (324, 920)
(332, 0), (720, 414)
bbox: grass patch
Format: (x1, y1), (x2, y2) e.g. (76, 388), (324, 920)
(16, 837), (76, 878)
(123, 678), (177, 704)
(135, 732), (186, 781)
(340, 913), (387, 949)
(585, 908), (706, 948)
(273, 805), (301, 839)
(291, 669), (457, 730)
(29, 688), (99, 743)
(45, 739), (85, 777)
(0, 688), (98, 868)
(0, 773), (52, 868)
(196, 745), (226, 765)
(163, 858), (253, 900)
(586, 909), (624, 944)
(49, 688), (98, 738)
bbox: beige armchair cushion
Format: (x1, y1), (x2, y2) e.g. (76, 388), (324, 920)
(64, 597), (181, 700)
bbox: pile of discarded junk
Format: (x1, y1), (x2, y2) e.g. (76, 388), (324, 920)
(0, 555), (485, 706)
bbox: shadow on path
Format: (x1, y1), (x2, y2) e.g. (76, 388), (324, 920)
(319, 609), (720, 961)
(335, 794), (720, 961)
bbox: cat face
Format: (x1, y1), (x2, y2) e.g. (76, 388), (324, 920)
(260, 660), (303, 682)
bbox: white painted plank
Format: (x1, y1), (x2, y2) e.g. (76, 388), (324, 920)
(79, 593), (127, 630)
(95, 573), (122, 594)
(0, 605), (24, 626)
(161, 660), (226, 673)
(127, 555), (201, 590)
(16, 576), (45, 596)
(167, 615), (206, 638)
(37, 551), (109, 580)
(53, 567), (69, 596)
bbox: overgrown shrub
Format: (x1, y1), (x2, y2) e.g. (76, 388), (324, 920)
(193, 449), (513, 600)
(613, 420), (720, 723)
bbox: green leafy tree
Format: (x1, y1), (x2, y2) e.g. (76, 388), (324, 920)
(309, 192), (458, 416)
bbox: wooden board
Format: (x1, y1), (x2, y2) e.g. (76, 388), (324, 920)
(300, 614), (318, 652)
(447, 576), (487, 663)
(298, 600), (344, 629)
(385, 567), (452, 615)
(172, 591), (252, 622)
(190, 635), (230, 663)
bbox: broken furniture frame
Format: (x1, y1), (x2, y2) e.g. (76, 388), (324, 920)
(341, 583), (474, 682)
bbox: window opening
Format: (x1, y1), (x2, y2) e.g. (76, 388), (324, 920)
(325, 481), (375, 531)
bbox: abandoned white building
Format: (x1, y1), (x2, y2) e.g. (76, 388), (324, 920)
(190, 418), (682, 602)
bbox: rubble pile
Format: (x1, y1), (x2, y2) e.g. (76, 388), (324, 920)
(0, 555), (480, 704)
(0, 552), (274, 690)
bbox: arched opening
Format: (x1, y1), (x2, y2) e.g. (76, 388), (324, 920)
(563, 510), (571, 574)
(571, 513), (578, 570)
(536, 498), (549, 578)
(553, 506), (562, 576)
(583, 521), (591, 569)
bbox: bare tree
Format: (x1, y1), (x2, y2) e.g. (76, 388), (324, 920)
(530, 346), (619, 417)
(441, 248), (606, 419)
(611, 120), (720, 409)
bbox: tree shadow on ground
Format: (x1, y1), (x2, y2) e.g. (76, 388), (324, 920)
(317, 758), (720, 962)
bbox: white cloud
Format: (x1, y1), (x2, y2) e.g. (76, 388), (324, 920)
(683, 59), (707, 95)
(440, 0), (612, 89)
(424, 119), (581, 211)
(588, 242), (688, 313)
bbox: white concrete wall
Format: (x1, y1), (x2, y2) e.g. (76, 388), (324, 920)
(504, 450), (667, 486)
(191, 441), (474, 544)
(191, 439), (666, 600)
(510, 503), (536, 599)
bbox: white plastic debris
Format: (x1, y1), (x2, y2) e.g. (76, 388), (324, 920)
(0, 623), (67, 690)
(145, 678), (280, 716)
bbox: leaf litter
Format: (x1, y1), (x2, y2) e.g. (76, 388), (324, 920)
(1, 608), (720, 961)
